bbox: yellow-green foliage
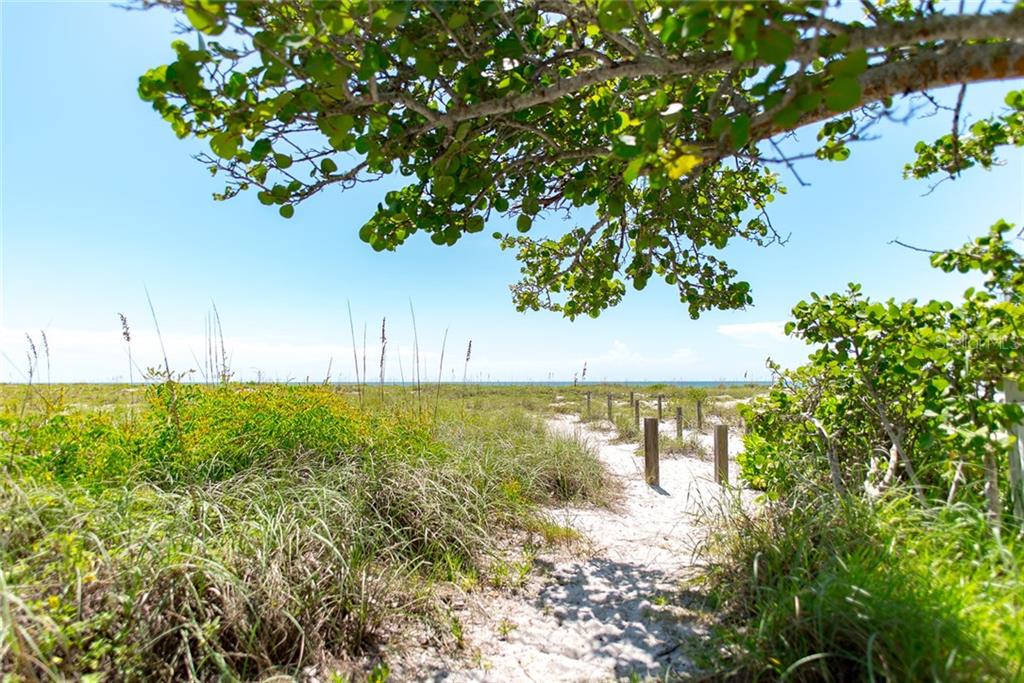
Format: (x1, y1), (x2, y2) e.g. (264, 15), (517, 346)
(3, 384), (443, 488)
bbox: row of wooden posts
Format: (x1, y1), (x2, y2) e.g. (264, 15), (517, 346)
(585, 391), (704, 430)
(584, 391), (729, 488)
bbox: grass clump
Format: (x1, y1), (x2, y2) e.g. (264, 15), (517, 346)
(699, 488), (1023, 681)
(438, 408), (610, 508)
(0, 383), (607, 680)
(630, 431), (707, 459)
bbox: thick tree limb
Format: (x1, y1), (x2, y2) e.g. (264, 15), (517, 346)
(757, 40), (1024, 141)
(384, 10), (1024, 133)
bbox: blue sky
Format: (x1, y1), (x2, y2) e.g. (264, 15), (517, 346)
(1, 1), (1022, 383)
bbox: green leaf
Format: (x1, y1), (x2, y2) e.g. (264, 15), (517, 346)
(773, 104), (802, 128)
(710, 116), (730, 139)
(210, 132), (240, 159)
(517, 215), (532, 233)
(183, 0), (226, 35)
(824, 77), (862, 111)
(659, 14), (681, 44)
(274, 153), (293, 169)
(623, 157), (646, 184)
(448, 12), (469, 30)
(730, 114), (751, 149)
(828, 49), (868, 78)
(682, 10), (710, 40)
(250, 139), (272, 162)
(597, 0), (632, 31)
(415, 52), (439, 78)
(435, 175), (455, 198)
(320, 158), (338, 174)
(279, 205), (294, 218)
(795, 91), (823, 113)
(756, 29), (795, 64)
(454, 121), (473, 141)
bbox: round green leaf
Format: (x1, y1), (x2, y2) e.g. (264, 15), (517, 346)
(250, 139), (272, 162)
(210, 132), (240, 159)
(435, 175), (455, 198)
(824, 77), (862, 112)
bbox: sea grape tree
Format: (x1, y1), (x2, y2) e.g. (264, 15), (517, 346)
(137, 0), (1024, 317)
(741, 222), (1024, 523)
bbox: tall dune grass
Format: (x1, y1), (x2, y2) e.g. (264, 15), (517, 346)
(0, 383), (606, 680)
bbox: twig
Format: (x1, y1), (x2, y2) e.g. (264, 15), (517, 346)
(347, 300), (362, 405)
(433, 328), (448, 423)
(888, 238), (940, 254)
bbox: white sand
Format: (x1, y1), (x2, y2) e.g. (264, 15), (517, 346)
(399, 414), (748, 682)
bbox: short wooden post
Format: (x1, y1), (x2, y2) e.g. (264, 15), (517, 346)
(714, 424), (729, 485)
(675, 407), (683, 439)
(586, 391), (591, 417)
(696, 399), (703, 431)
(634, 399), (640, 430)
(657, 395), (663, 420)
(644, 417), (660, 486)
(607, 394), (613, 422)
(629, 390), (634, 406)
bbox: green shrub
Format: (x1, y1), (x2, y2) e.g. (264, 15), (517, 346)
(711, 223), (1024, 680)
(740, 222), (1024, 513)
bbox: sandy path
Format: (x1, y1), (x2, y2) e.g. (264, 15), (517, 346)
(406, 414), (746, 682)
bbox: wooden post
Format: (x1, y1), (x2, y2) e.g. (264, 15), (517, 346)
(586, 391), (591, 418)
(696, 399), (703, 431)
(634, 399), (640, 430)
(644, 417), (660, 486)
(629, 390), (634, 406)
(657, 395), (663, 420)
(675, 407), (683, 439)
(607, 394), (613, 422)
(714, 424), (729, 485)
(1005, 380), (1024, 525)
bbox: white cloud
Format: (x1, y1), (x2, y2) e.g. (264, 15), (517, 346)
(716, 321), (788, 348)
(594, 340), (642, 363)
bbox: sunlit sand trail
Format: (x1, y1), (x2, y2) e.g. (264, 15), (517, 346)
(402, 413), (747, 682)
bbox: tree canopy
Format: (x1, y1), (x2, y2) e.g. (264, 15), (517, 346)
(137, 0), (1024, 318)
